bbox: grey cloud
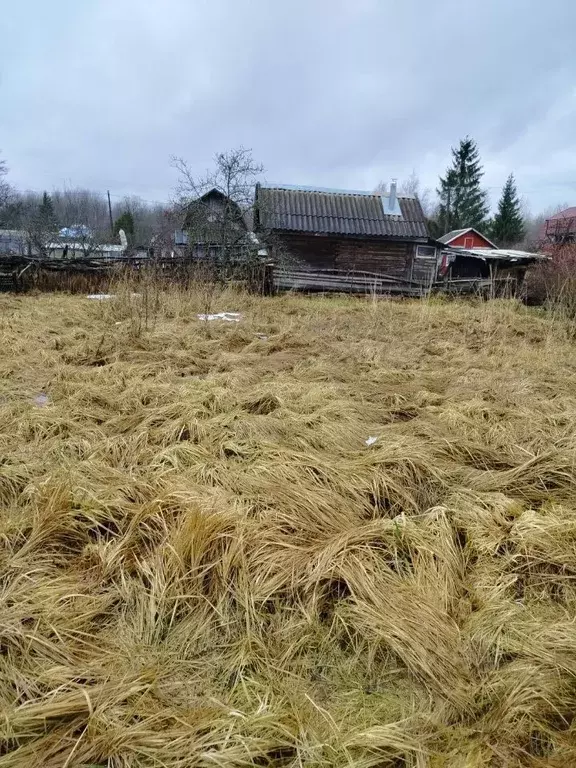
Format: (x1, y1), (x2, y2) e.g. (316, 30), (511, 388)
(1, 0), (576, 211)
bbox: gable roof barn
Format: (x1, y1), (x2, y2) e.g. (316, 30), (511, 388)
(438, 227), (497, 248)
(255, 184), (429, 240)
(183, 188), (247, 231)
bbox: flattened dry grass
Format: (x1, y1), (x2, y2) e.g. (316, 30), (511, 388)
(2, 288), (576, 766)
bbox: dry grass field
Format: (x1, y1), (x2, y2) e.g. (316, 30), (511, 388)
(2, 287), (576, 767)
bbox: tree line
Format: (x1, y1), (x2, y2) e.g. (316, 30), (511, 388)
(0, 160), (169, 252)
(378, 137), (527, 248)
(0, 139), (555, 253)
(434, 136), (525, 247)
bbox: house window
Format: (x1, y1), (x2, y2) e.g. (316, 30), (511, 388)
(464, 237), (474, 248)
(416, 245), (437, 259)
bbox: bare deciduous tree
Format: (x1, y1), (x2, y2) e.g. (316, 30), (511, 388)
(171, 148), (266, 330)
(0, 156), (10, 207)
(51, 188), (110, 235)
(0, 153), (17, 227)
(524, 201), (571, 247)
(172, 147), (264, 266)
(374, 171), (435, 217)
(110, 195), (167, 247)
(399, 171), (435, 217)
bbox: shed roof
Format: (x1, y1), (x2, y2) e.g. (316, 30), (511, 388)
(445, 246), (546, 263)
(438, 227), (497, 248)
(255, 185), (429, 239)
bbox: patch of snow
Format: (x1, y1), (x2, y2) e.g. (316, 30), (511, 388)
(197, 312), (242, 322)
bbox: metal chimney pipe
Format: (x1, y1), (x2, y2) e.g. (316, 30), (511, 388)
(389, 178), (397, 212)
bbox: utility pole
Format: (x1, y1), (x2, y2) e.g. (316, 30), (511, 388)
(107, 190), (114, 238)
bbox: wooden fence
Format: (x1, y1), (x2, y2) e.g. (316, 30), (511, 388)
(0, 254), (520, 298)
(0, 254), (273, 294)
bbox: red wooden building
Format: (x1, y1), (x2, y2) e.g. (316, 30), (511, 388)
(438, 227), (497, 250)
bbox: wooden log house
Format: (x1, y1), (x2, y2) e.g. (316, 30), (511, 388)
(254, 182), (438, 289)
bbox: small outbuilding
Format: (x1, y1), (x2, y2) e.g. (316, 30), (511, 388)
(438, 228), (497, 250)
(254, 182), (437, 289)
(438, 246), (546, 295)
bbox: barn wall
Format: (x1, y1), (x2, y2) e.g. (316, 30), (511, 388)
(272, 234), (338, 269)
(335, 240), (410, 278)
(272, 233), (414, 278)
(449, 232), (494, 249)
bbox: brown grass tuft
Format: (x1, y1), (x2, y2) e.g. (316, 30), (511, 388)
(2, 289), (576, 766)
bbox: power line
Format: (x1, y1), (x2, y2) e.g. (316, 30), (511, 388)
(11, 186), (171, 207)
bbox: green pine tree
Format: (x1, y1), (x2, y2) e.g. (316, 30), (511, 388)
(37, 191), (56, 228)
(113, 211), (135, 242)
(437, 137), (490, 232)
(490, 174), (525, 247)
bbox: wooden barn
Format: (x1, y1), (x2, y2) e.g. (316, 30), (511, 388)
(438, 227), (497, 250)
(254, 182), (437, 289)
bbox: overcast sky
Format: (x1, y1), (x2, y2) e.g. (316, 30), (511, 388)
(2, 0), (576, 214)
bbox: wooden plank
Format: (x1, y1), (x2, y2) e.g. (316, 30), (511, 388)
(273, 266), (422, 295)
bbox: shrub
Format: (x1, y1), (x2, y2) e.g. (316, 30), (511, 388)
(526, 244), (576, 314)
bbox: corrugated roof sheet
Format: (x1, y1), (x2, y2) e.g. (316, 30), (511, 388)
(256, 185), (428, 239)
(445, 246), (546, 262)
(437, 228), (470, 244)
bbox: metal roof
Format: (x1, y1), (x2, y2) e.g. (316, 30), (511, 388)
(444, 246), (546, 263)
(256, 185), (429, 239)
(438, 229), (469, 244)
(438, 228), (497, 248)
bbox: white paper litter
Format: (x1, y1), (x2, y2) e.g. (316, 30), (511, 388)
(255, 333), (269, 341)
(33, 393), (50, 407)
(365, 436), (378, 446)
(197, 312), (242, 322)
(87, 293), (141, 300)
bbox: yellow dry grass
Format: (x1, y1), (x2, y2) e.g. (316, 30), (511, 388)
(2, 287), (576, 767)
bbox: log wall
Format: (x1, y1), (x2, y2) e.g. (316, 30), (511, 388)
(272, 233), (417, 279)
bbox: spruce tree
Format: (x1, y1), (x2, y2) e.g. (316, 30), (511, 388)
(113, 211), (135, 242)
(437, 137), (490, 232)
(491, 173), (525, 247)
(37, 192), (56, 228)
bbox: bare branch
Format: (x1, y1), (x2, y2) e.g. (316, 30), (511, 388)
(172, 147), (264, 267)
